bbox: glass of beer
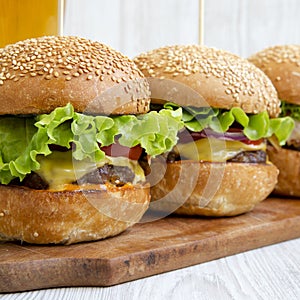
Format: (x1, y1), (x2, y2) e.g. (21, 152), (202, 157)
(0, 0), (64, 48)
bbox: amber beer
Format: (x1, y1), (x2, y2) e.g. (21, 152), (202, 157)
(0, 0), (64, 48)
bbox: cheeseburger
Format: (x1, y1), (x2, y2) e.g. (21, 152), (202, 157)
(0, 36), (183, 244)
(134, 45), (294, 216)
(249, 45), (300, 196)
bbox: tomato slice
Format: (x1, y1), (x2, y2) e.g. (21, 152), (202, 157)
(242, 138), (264, 145)
(100, 143), (143, 160)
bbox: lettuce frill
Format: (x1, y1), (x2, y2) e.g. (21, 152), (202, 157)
(0, 102), (294, 185)
(0, 103), (184, 184)
(164, 103), (294, 146)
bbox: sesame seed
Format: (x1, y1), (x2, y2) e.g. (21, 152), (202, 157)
(33, 232), (39, 237)
(0, 212), (4, 217)
(134, 44), (280, 116)
(0, 36), (150, 108)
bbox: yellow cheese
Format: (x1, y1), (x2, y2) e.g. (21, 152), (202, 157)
(36, 151), (145, 190)
(176, 138), (266, 162)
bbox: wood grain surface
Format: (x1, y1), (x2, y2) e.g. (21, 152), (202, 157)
(1, 197), (299, 293)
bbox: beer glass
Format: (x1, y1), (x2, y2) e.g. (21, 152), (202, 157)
(0, 0), (64, 48)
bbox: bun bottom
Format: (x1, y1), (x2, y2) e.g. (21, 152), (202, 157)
(0, 183), (150, 244)
(150, 161), (278, 216)
(267, 146), (300, 197)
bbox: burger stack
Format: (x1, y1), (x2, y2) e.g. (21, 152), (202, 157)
(0, 36), (296, 244)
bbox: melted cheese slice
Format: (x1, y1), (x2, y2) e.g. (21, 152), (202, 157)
(176, 138), (266, 162)
(36, 151), (145, 190)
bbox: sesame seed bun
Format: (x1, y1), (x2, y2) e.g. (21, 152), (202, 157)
(0, 36), (150, 115)
(0, 183), (150, 244)
(248, 45), (300, 105)
(249, 45), (300, 197)
(134, 45), (280, 117)
(150, 161), (278, 217)
(267, 145), (300, 197)
(134, 45), (279, 216)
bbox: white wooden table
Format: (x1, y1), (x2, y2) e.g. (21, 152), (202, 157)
(1, 238), (299, 300)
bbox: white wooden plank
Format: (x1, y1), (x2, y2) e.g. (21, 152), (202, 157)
(63, 0), (300, 58)
(246, 0), (300, 56)
(64, 0), (199, 57)
(117, 0), (199, 57)
(205, 0), (300, 57)
(63, 0), (122, 50)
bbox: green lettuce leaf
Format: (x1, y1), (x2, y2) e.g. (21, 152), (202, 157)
(280, 100), (300, 120)
(164, 102), (294, 145)
(116, 108), (184, 156)
(0, 118), (51, 184)
(0, 103), (184, 184)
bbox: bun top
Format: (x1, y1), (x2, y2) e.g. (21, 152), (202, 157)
(0, 36), (150, 115)
(134, 45), (280, 117)
(248, 45), (300, 105)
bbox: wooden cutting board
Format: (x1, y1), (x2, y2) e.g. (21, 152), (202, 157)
(1, 197), (300, 293)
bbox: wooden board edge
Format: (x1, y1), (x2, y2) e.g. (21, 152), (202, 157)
(2, 214), (299, 293)
(98, 215), (300, 286)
